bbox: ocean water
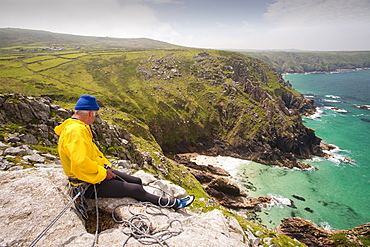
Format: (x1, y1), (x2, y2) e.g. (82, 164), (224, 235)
(216, 69), (370, 230)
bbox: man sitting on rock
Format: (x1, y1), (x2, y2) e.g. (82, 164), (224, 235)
(54, 94), (194, 214)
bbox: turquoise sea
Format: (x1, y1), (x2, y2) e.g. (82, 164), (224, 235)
(219, 69), (370, 230)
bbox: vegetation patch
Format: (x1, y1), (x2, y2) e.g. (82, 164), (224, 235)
(27, 57), (72, 72)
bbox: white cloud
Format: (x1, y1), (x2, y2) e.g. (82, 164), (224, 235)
(0, 0), (179, 41)
(257, 0), (370, 50)
(119, 0), (181, 5)
(264, 0), (370, 28)
(0, 0), (369, 50)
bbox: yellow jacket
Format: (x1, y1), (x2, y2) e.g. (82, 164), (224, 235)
(54, 118), (110, 184)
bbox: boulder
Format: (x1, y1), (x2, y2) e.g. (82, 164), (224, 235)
(23, 153), (46, 163)
(133, 169), (157, 185)
(4, 146), (27, 155)
(177, 154), (275, 209)
(277, 217), (335, 246)
(0, 168), (250, 247)
(19, 133), (38, 145)
(0, 141), (9, 149)
(0, 168), (87, 247)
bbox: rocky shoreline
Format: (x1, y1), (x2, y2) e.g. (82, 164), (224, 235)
(172, 153), (273, 210)
(282, 67), (370, 75)
(172, 153), (370, 247)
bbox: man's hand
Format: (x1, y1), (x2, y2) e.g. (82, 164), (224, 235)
(106, 169), (116, 180)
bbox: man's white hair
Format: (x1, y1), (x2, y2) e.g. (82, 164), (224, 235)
(75, 110), (97, 116)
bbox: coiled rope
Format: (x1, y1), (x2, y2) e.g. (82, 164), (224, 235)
(29, 173), (182, 246)
(112, 202), (183, 246)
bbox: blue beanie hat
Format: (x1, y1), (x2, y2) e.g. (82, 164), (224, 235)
(75, 95), (100, 110)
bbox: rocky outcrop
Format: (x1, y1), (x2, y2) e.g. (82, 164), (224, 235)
(0, 167), (274, 247)
(173, 153), (272, 209)
(277, 217), (370, 247)
(281, 90), (317, 116)
(205, 177), (272, 209)
(277, 217), (335, 246)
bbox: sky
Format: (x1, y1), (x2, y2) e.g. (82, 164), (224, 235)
(1, 0), (370, 51)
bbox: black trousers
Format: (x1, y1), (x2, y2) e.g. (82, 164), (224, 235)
(85, 169), (176, 207)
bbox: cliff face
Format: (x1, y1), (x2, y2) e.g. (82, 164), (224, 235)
(136, 51), (321, 168)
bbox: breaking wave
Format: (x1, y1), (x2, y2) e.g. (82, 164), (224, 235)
(325, 95), (341, 99)
(324, 106), (348, 113)
(260, 194), (292, 209)
(307, 107), (323, 120)
(320, 221), (335, 231)
(323, 145), (356, 166)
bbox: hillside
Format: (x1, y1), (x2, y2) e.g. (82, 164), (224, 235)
(240, 50), (370, 73)
(0, 28), (182, 50)
(0, 29), (322, 169)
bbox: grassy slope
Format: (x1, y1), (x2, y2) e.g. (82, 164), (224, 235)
(0, 47), (300, 154)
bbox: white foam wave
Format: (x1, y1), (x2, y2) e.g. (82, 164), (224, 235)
(323, 146), (356, 166)
(325, 95), (341, 99)
(310, 156), (325, 162)
(215, 156), (251, 179)
(192, 155), (252, 181)
(307, 107), (323, 120)
(324, 106), (348, 113)
(322, 99), (341, 103)
(320, 221), (335, 231)
(356, 105), (370, 110)
(260, 194), (292, 209)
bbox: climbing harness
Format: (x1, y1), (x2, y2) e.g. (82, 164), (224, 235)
(112, 202), (183, 246)
(68, 180), (100, 246)
(67, 180), (91, 220)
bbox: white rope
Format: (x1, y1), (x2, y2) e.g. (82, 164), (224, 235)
(112, 202), (183, 246)
(92, 184), (99, 247)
